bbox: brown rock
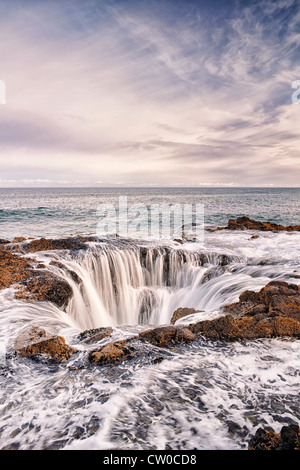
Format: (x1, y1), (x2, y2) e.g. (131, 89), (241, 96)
(49, 260), (81, 284)
(170, 307), (201, 325)
(0, 246), (33, 289)
(223, 301), (267, 317)
(15, 327), (77, 363)
(138, 325), (196, 347)
(238, 290), (261, 304)
(15, 274), (73, 308)
(190, 315), (241, 341)
(79, 327), (113, 344)
(14, 326), (47, 350)
(269, 295), (300, 321)
(22, 237), (86, 253)
(88, 341), (135, 365)
(259, 280), (299, 306)
(217, 216), (300, 232)
(248, 424), (300, 450)
(12, 237), (27, 243)
(248, 427), (281, 450)
(0, 246), (74, 308)
(189, 310), (300, 341)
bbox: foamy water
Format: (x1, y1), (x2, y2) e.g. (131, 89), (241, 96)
(0, 227), (299, 450)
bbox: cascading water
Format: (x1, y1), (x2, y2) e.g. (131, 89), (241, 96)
(0, 230), (299, 451)
(41, 238), (289, 331)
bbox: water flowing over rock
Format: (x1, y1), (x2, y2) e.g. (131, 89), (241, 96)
(0, 245), (74, 308)
(88, 341), (136, 366)
(14, 327), (77, 363)
(170, 307), (201, 324)
(22, 236), (88, 253)
(78, 327), (113, 344)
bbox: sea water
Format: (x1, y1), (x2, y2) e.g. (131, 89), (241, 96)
(0, 187), (299, 450)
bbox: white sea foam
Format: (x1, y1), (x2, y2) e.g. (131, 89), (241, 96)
(0, 224), (299, 450)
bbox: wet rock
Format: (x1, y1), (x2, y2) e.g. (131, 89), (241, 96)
(138, 325), (196, 347)
(170, 307), (201, 325)
(15, 326), (77, 363)
(22, 236), (87, 253)
(88, 341), (136, 366)
(215, 216), (300, 232)
(269, 295), (300, 321)
(15, 274), (73, 308)
(0, 246), (74, 308)
(190, 315), (240, 341)
(188, 281), (300, 341)
(221, 216), (300, 232)
(235, 315), (300, 339)
(12, 236), (27, 243)
(259, 280), (299, 306)
(248, 427), (281, 450)
(248, 424), (300, 450)
(223, 281), (300, 320)
(0, 246), (33, 289)
(238, 290), (261, 304)
(280, 424), (300, 450)
(78, 327), (113, 344)
(14, 326), (47, 350)
(49, 261), (81, 284)
(223, 301), (267, 317)
(189, 310), (300, 341)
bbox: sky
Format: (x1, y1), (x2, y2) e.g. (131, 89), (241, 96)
(0, 0), (299, 187)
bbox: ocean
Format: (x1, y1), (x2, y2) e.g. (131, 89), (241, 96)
(0, 187), (299, 451)
(0, 187), (299, 239)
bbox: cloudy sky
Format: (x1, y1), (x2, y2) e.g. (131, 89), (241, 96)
(0, 0), (299, 187)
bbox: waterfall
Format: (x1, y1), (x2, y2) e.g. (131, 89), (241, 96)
(44, 240), (278, 330)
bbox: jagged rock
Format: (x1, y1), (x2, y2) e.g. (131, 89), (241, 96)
(170, 307), (201, 324)
(259, 280), (299, 306)
(223, 281), (300, 322)
(79, 327), (113, 344)
(15, 274), (73, 308)
(190, 315), (241, 341)
(269, 295), (300, 321)
(12, 236), (27, 243)
(15, 326), (77, 363)
(88, 341), (136, 365)
(49, 260), (81, 284)
(138, 325), (196, 347)
(22, 237), (87, 253)
(248, 424), (300, 450)
(215, 216), (300, 232)
(0, 246), (73, 308)
(248, 427), (281, 450)
(0, 246), (33, 289)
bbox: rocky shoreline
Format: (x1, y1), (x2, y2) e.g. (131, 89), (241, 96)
(1, 221), (300, 450)
(1, 224), (300, 368)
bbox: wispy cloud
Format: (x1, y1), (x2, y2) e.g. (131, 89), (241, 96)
(0, 0), (299, 186)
